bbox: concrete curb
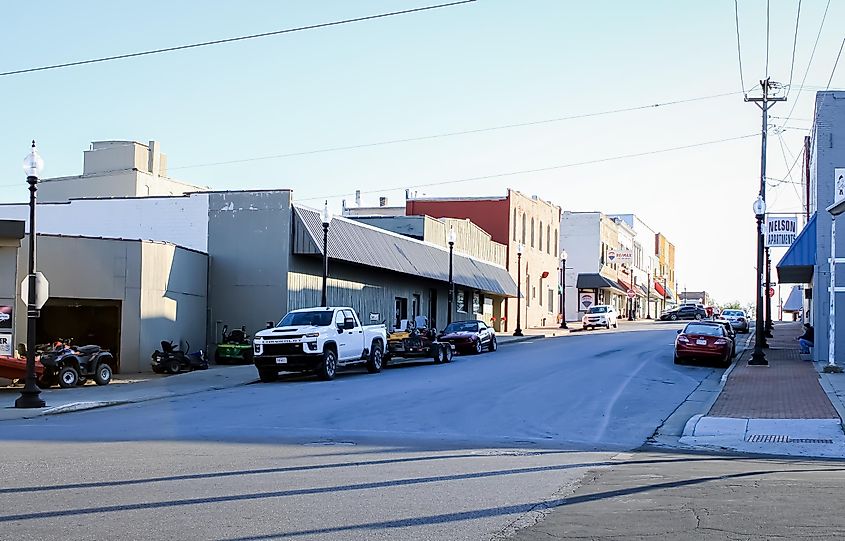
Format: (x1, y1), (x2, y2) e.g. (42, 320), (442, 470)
(497, 335), (545, 346)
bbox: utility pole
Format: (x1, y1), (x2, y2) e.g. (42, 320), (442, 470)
(746, 77), (786, 358)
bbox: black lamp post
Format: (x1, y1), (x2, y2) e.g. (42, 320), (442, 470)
(513, 243), (524, 336)
(663, 276), (667, 314)
(320, 200), (330, 308)
(647, 270), (652, 319)
(559, 249), (568, 329)
(627, 267), (634, 321)
(447, 227), (456, 325)
(750, 195), (768, 365)
(16, 141), (45, 409)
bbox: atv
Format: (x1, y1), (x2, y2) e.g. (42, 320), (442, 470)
(214, 325), (254, 365)
(38, 339), (116, 388)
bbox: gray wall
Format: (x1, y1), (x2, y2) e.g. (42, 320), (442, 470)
(207, 191), (292, 339)
(139, 242), (208, 364)
(812, 91), (845, 361)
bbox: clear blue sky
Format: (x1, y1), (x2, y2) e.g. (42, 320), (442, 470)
(1, 0), (842, 305)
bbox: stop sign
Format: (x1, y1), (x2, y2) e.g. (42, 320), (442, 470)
(768, 287), (775, 298)
(627, 289), (636, 299)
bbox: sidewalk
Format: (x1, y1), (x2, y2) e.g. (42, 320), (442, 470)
(680, 321), (845, 457)
(0, 365), (257, 422)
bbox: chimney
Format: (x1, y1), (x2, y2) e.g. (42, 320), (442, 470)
(405, 188), (410, 200)
(148, 140), (161, 177)
(379, 197), (388, 207)
(355, 190), (361, 207)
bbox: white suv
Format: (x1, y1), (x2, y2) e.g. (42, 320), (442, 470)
(582, 305), (618, 330)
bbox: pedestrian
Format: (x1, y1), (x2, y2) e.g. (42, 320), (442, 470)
(797, 323), (814, 355)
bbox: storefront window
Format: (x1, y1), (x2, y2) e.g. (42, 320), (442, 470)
(457, 290), (467, 313)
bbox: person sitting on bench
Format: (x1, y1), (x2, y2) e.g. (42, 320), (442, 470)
(798, 324), (814, 355)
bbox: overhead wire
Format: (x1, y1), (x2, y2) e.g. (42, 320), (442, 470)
(780, 0), (832, 128)
(734, 0), (748, 94)
(826, 37), (845, 89)
(0, 0), (476, 78)
(169, 91), (742, 170)
(296, 133), (759, 202)
(787, 0), (802, 95)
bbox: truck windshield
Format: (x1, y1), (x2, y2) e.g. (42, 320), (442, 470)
(278, 310), (334, 327)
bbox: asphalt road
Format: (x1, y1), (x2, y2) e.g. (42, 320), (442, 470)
(0, 324), (729, 540)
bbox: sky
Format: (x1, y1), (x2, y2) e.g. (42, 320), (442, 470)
(0, 0), (842, 306)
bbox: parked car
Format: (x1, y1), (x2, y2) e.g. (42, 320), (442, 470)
(710, 318), (737, 357)
(253, 307), (387, 382)
(660, 305), (707, 321)
(674, 321), (735, 366)
(581, 305), (618, 330)
(439, 320), (497, 354)
(721, 309), (750, 333)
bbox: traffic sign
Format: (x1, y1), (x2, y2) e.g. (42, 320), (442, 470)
(768, 287), (775, 298)
(21, 272), (49, 309)
(627, 289), (636, 299)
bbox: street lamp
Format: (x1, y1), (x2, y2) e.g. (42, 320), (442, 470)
(559, 249), (568, 329)
(447, 226), (456, 324)
(320, 200), (330, 308)
(646, 270), (652, 319)
(513, 243), (524, 336)
(750, 195), (768, 365)
(16, 141), (45, 409)
(627, 266), (634, 321)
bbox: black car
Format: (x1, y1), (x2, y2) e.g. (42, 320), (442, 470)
(439, 320), (497, 354)
(660, 305), (707, 321)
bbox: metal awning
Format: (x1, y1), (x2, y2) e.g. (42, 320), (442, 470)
(576, 273), (625, 292)
(777, 214), (816, 284)
(783, 285), (804, 312)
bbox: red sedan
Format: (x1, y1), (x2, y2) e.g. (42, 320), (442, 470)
(674, 321), (734, 366)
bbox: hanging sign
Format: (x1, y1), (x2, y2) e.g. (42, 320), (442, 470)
(836, 168), (845, 206)
(0, 306), (11, 331)
(765, 215), (798, 247)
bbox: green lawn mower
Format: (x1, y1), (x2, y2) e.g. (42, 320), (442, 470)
(214, 325), (254, 365)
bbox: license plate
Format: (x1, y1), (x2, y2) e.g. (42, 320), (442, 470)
(696, 339), (707, 345)
(275, 357), (287, 364)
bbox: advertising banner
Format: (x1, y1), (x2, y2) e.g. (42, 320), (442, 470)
(0, 306), (11, 331)
(579, 291), (595, 311)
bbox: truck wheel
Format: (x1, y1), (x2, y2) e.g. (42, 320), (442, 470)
(318, 349), (337, 381)
(94, 363), (112, 386)
(367, 341), (383, 373)
(258, 367), (278, 383)
(59, 366), (80, 388)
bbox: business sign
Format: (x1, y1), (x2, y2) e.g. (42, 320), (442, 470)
(836, 168), (845, 206)
(0, 306), (11, 331)
(369, 312), (380, 322)
(765, 215), (798, 247)
(579, 291), (595, 310)
(0, 334), (11, 356)
(607, 249), (632, 264)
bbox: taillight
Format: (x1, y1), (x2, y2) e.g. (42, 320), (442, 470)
(714, 339), (727, 345)
(677, 335), (689, 343)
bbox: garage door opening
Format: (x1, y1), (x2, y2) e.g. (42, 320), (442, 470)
(36, 299), (122, 372)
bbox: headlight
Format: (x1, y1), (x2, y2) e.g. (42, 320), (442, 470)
(305, 332), (320, 338)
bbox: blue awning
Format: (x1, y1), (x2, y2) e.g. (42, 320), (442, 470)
(783, 285), (804, 311)
(777, 214), (816, 284)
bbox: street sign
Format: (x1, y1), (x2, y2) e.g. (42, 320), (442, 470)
(768, 287), (775, 298)
(627, 289), (636, 299)
(21, 272), (49, 309)
(765, 215), (798, 247)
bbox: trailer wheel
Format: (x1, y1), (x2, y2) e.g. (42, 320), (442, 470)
(432, 346), (444, 364)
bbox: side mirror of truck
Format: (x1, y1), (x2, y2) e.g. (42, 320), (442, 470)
(344, 317), (355, 330)
(266, 321), (274, 329)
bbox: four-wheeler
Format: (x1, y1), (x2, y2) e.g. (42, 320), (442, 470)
(151, 341), (209, 374)
(214, 324), (254, 365)
(38, 339), (117, 388)
(385, 316), (454, 365)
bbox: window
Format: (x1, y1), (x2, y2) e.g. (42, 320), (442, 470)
(530, 218), (535, 248)
(394, 297), (408, 328)
(554, 230), (558, 255)
(513, 209), (517, 241)
(457, 290), (467, 313)
(526, 275), (531, 306)
(548, 288), (554, 311)
(521, 213), (526, 244)
(472, 292), (480, 313)
(412, 293), (421, 317)
(334, 310), (345, 327)
(546, 225), (551, 254)
(539, 220), (543, 251)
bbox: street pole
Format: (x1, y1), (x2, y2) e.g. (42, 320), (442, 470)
(320, 201), (330, 308)
(765, 249), (773, 336)
(750, 196), (768, 365)
(16, 141), (45, 409)
(647, 271), (652, 319)
(663, 276), (667, 314)
(746, 77), (785, 348)
(447, 229), (455, 325)
(514, 244), (524, 336)
(559, 251), (568, 329)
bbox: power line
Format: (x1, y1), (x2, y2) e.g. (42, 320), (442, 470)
(787, 0), (802, 93)
(780, 0), (831, 128)
(170, 91), (742, 171)
(0, 1), (476, 78)
(766, 0), (771, 78)
(826, 37), (845, 89)
(297, 133), (759, 202)
(734, 0), (748, 93)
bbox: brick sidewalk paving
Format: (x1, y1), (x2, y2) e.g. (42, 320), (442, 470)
(709, 322), (839, 419)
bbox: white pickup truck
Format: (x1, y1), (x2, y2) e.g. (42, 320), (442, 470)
(253, 307), (387, 382)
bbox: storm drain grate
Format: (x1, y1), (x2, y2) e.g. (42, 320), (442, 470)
(747, 434), (788, 443)
(746, 435), (834, 444)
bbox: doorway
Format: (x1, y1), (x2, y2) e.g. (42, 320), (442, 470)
(36, 298), (122, 371)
